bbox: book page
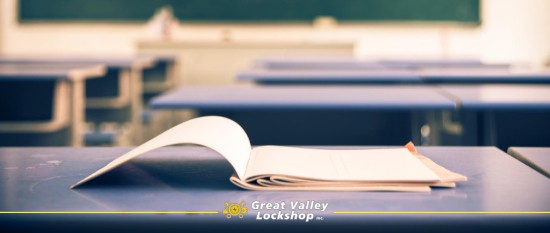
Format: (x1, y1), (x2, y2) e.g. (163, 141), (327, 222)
(70, 116), (252, 188)
(230, 176), (432, 192)
(245, 146), (440, 182)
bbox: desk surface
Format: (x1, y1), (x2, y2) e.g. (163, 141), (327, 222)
(237, 69), (422, 84)
(255, 57), (507, 70)
(378, 59), (508, 69)
(151, 85), (455, 110)
(0, 64), (105, 81)
(238, 68), (550, 85)
(0, 146), (548, 230)
(422, 69), (550, 83)
(508, 147), (550, 178)
(0, 55), (155, 69)
(255, 57), (386, 70)
(439, 85), (550, 110)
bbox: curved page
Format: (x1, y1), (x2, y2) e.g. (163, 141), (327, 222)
(70, 116), (251, 188)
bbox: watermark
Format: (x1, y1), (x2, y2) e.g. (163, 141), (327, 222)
(222, 201), (248, 218)
(222, 200), (328, 222)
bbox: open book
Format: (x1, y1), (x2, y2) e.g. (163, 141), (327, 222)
(71, 116), (466, 192)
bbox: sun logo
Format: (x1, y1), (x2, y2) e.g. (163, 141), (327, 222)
(222, 201), (248, 219)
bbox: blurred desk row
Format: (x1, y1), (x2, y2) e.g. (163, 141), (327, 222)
(150, 84), (550, 149)
(1, 56), (550, 150)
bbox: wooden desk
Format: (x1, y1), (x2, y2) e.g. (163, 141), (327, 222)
(0, 64), (105, 146)
(0, 55), (156, 144)
(140, 54), (178, 95)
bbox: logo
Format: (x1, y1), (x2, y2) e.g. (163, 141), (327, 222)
(222, 201), (248, 219)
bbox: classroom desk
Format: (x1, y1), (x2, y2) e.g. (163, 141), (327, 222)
(508, 147), (550, 178)
(439, 85), (550, 111)
(140, 54), (178, 96)
(150, 85), (455, 145)
(0, 64), (106, 146)
(238, 68), (550, 85)
(151, 85), (453, 110)
(0, 146), (548, 232)
(0, 55), (154, 68)
(254, 57), (508, 70)
(422, 69), (550, 84)
(255, 57), (386, 70)
(239, 67), (550, 86)
(377, 59), (508, 69)
(438, 85), (550, 148)
(237, 69), (422, 84)
(0, 55), (156, 144)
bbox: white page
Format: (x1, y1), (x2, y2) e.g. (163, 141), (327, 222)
(245, 146), (440, 182)
(70, 116), (251, 188)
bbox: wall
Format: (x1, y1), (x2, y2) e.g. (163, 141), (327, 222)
(0, 0), (3, 53)
(0, 0), (142, 55)
(480, 0), (550, 66)
(1, 0), (549, 64)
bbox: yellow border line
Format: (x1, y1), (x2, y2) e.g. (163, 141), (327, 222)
(333, 211), (550, 215)
(2, 211), (549, 215)
(0, 211), (219, 214)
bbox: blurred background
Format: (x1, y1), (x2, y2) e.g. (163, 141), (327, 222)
(0, 0), (549, 149)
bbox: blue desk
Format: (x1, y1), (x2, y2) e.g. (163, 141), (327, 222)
(239, 69), (550, 85)
(508, 147), (550, 178)
(440, 85), (550, 111)
(422, 69), (550, 84)
(377, 59), (508, 69)
(255, 57), (386, 70)
(439, 85), (550, 149)
(137, 54), (180, 143)
(237, 69), (422, 84)
(150, 85), (454, 145)
(0, 64), (104, 80)
(0, 146), (548, 232)
(151, 86), (454, 110)
(0, 55), (156, 145)
(240, 66), (550, 85)
(255, 57), (508, 70)
(0, 64), (105, 146)
(139, 54), (178, 95)
(0, 55), (154, 68)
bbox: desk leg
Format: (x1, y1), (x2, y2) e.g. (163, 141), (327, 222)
(426, 111), (441, 146)
(129, 67), (144, 145)
(166, 60), (178, 88)
(412, 111), (440, 146)
(69, 80), (84, 147)
(410, 111), (421, 145)
(411, 111), (430, 145)
(458, 111), (479, 146)
(482, 111), (498, 146)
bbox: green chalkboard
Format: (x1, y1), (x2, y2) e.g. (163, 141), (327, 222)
(19, 0), (480, 24)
